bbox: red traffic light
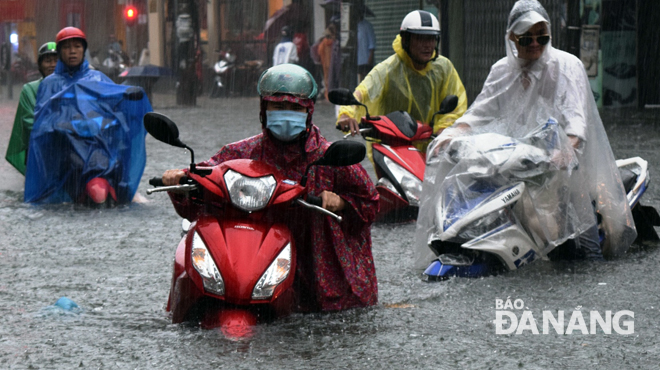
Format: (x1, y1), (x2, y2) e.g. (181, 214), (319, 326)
(124, 5), (138, 26)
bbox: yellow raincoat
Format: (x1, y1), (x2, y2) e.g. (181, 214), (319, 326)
(337, 34), (467, 153)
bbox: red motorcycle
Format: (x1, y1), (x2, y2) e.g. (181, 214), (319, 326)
(143, 112), (365, 338)
(329, 88), (458, 223)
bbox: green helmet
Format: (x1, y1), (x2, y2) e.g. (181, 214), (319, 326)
(38, 41), (57, 63)
(257, 64), (318, 100)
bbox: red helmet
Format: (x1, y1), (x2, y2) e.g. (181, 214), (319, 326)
(55, 27), (87, 50)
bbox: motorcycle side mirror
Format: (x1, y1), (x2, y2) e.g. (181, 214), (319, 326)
(429, 95), (459, 126)
(143, 112), (187, 148)
(439, 95), (459, 115)
(300, 141), (366, 186)
(328, 88), (359, 105)
(315, 140), (366, 167)
(328, 88), (370, 119)
(143, 112), (210, 176)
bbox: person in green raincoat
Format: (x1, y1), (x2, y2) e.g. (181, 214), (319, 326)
(5, 42), (58, 175)
(336, 10), (468, 157)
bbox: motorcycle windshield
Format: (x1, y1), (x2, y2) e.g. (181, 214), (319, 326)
(25, 81), (152, 204)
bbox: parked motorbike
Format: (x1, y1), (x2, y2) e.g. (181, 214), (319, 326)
(329, 88), (458, 223)
(11, 53), (41, 83)
(100, 49), (127, 83)
(209, 50), (236, 98)
(143, 112), (366, 337)
(421, 119), (660, 280)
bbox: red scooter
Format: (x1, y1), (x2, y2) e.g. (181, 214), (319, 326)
(143, 112), (365, 338)
(329, 89), (458, 223)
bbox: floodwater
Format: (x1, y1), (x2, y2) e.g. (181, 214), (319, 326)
(1, 96), (659, 369)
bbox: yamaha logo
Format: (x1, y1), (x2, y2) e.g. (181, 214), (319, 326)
(501, 188), (520, 204)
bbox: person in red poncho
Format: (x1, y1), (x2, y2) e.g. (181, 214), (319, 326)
(161, 64), (379, 312)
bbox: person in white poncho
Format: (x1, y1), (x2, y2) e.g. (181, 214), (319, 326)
(414, 0), (636, 268)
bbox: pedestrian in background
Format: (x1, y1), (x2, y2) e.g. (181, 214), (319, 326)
(272, 26), (299, 66)
(357, 4), (376, 82)
(312, 23), (339, 100)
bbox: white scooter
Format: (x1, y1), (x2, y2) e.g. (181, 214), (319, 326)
(422, 119), (659, 280)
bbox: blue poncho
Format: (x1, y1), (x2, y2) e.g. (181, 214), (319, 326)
(25, 64), (152, 204)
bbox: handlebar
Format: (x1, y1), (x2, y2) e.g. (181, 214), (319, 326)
(149, 176), (189, 186)
(146, 176), (196, 195)
(149, 177), (165, 187)
(342, 127), (372, 140)
(296, 195), (343, 222)
(339, 122), (372, 140)
(147, 177), (342, 221)
(306, 194), (322, 207)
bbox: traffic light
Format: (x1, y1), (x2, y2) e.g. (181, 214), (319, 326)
(124, 5), (138, 27)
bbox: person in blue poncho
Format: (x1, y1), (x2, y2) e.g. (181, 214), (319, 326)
(25, 27), (152, 206)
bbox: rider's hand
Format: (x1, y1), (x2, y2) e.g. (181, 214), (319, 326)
(568, 135), (581, 149)
(162, 169), (186, 186)
(431, 124), (471, 155)
(337, 115), (359, 136)
(320, 190), (345, 212)
(551, 135), (581, 169)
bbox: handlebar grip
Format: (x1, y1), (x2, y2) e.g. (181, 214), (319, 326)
(149, 176), (189, 187)
(149, 177), (165, 186)
(306, 194), (323, 207)
(124, 87), (144, 101)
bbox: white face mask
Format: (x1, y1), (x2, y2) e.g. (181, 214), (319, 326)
(266, 110), (308, 142)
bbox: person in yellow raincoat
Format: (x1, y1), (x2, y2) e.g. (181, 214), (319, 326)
(336, 10), (468, 157)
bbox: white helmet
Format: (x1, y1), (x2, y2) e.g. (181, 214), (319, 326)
(400, 10), (440, 35)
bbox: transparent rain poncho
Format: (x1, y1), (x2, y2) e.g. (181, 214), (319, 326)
(414, 0), (636, 268)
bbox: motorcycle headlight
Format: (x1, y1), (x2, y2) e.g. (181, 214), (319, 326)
(383, 157), (423, 206)
(252, 244), (291, 300)
(224, 170), (276, 212)
(191, 232), (225, 296)
(456, 209), (513, 241)
(376, 177), (399, 195)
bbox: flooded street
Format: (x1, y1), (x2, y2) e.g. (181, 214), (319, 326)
(1, 95), (660, 369)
